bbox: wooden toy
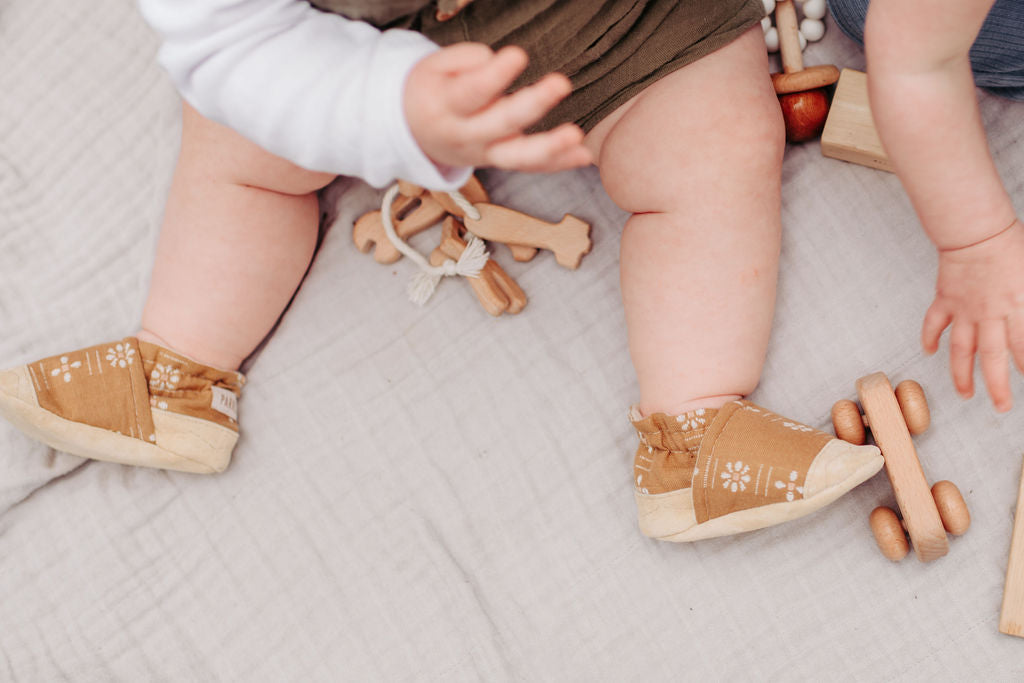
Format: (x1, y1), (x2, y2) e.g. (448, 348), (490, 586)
(353, 193), (447, 264)
(462, 203), (591, 270)
(820, 69), (894, 172)
(428, 178), (538, 263)
(429, 217), (527, 316)
(771, 0), (840, 142)
(832, 373), (970, 561)
(353, 174), (591, 310)
(762, 0), (828, 53)
(1000, 454), (1024, 638)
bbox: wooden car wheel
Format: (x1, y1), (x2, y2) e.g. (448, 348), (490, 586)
(932, 480), (970, 536)
(831, 399), (866, 445)
(869, 506), (910, 561)
(895, 380), (930, 435)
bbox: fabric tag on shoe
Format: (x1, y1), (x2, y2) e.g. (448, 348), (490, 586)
(692, 401), (831, 524)
(210, 386), (238, 421)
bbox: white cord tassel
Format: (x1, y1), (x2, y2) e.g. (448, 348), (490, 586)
(379, 184), (489, 306)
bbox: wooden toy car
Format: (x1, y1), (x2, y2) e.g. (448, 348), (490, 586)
(832, 372), (970, 562)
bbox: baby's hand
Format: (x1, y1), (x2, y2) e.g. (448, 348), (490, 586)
(404, 43), (592, 173)
(922, 219), (1024, 412)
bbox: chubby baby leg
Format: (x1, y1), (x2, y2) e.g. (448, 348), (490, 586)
(140, 102), (335, 371)
(589, 27), (784, 418)
(588, 28), (882, 540)
(0, 103), (334, 473)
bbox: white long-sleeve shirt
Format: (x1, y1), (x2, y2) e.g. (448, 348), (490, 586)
(139, 0), (472, 189)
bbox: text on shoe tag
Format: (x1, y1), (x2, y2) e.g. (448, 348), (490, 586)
(211, 386), (238, 421)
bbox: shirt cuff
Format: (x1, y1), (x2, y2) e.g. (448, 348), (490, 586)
(363, 29), (474, 191)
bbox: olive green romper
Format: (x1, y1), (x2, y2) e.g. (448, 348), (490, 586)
(309, 0), (766, 132)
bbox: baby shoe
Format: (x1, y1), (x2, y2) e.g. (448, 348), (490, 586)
(630, 400), (883, 541)
(0, 337), (244, 473)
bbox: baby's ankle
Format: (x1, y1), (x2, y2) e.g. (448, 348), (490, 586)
(637, 393), (742, 418)
(136, 328), (243, 371)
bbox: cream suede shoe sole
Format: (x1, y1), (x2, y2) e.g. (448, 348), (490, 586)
(636, 439), (883, 541)
(0, 365), (236, 473)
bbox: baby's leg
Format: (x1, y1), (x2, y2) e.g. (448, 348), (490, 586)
(587, 27), (783, 417)
(0, 103), (334, 473)
(140, 103), (336, 371)
(588, 28), (882, 541)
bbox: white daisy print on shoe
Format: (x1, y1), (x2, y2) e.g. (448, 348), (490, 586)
(106, 343), (135, 369)
(721, 460), (751, 493)
(774, 470), (804, 502)
(676, 408), (708, 431)
(50, 356), (82, 383)
(150, 363), (181, 391)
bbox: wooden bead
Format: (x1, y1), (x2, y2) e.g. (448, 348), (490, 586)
(800, 18), (825, 42)
(932, 481), (970, 536)
(779, 89), (830, 142)
(832, 399), (866, 445)
(802, 0), (826, 20)
(895, 380), (930, 435)
(870, 506), (910, 561)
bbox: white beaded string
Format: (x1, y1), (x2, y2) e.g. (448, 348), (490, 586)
(762, 0), (827, 53)
(379, 184), (489, 306)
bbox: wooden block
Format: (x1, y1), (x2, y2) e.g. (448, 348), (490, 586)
(820, 69), (894, 173)
(857, 372), (948, 562)
(1000, 455), (1024, 638)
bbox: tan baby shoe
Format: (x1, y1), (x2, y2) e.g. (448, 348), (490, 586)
(0, 337), (244, 473)
(630, 400), (883, 541)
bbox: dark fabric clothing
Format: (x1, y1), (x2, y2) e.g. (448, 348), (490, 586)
(310, 0), (766, 131)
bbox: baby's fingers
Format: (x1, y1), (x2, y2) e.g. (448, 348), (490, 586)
(978, 319), (1012, 412)
(483, 123), (591, 172)
(949, 320), (976, 399)
(448, 45), (529, 115)
(467, 73), (572, 141)
(921, 301), (952, 355)
(1010, 309), (1024, 375)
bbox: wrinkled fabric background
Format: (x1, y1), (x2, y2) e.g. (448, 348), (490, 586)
(1, 1), (1023, 679)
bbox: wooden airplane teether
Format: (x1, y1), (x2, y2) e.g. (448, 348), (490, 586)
(353, 193), (447, 264)
(353, 174), (591, 315)
(429, 217), (527, 317)
(832, 373), (970, 562)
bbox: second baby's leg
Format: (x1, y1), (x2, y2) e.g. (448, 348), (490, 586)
(586, 27), (785, 416)
(139, 103), (336, 371)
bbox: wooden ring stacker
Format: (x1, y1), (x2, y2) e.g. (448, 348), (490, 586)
(772, 0), (840, 142)
(831, 373), (970, 562)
